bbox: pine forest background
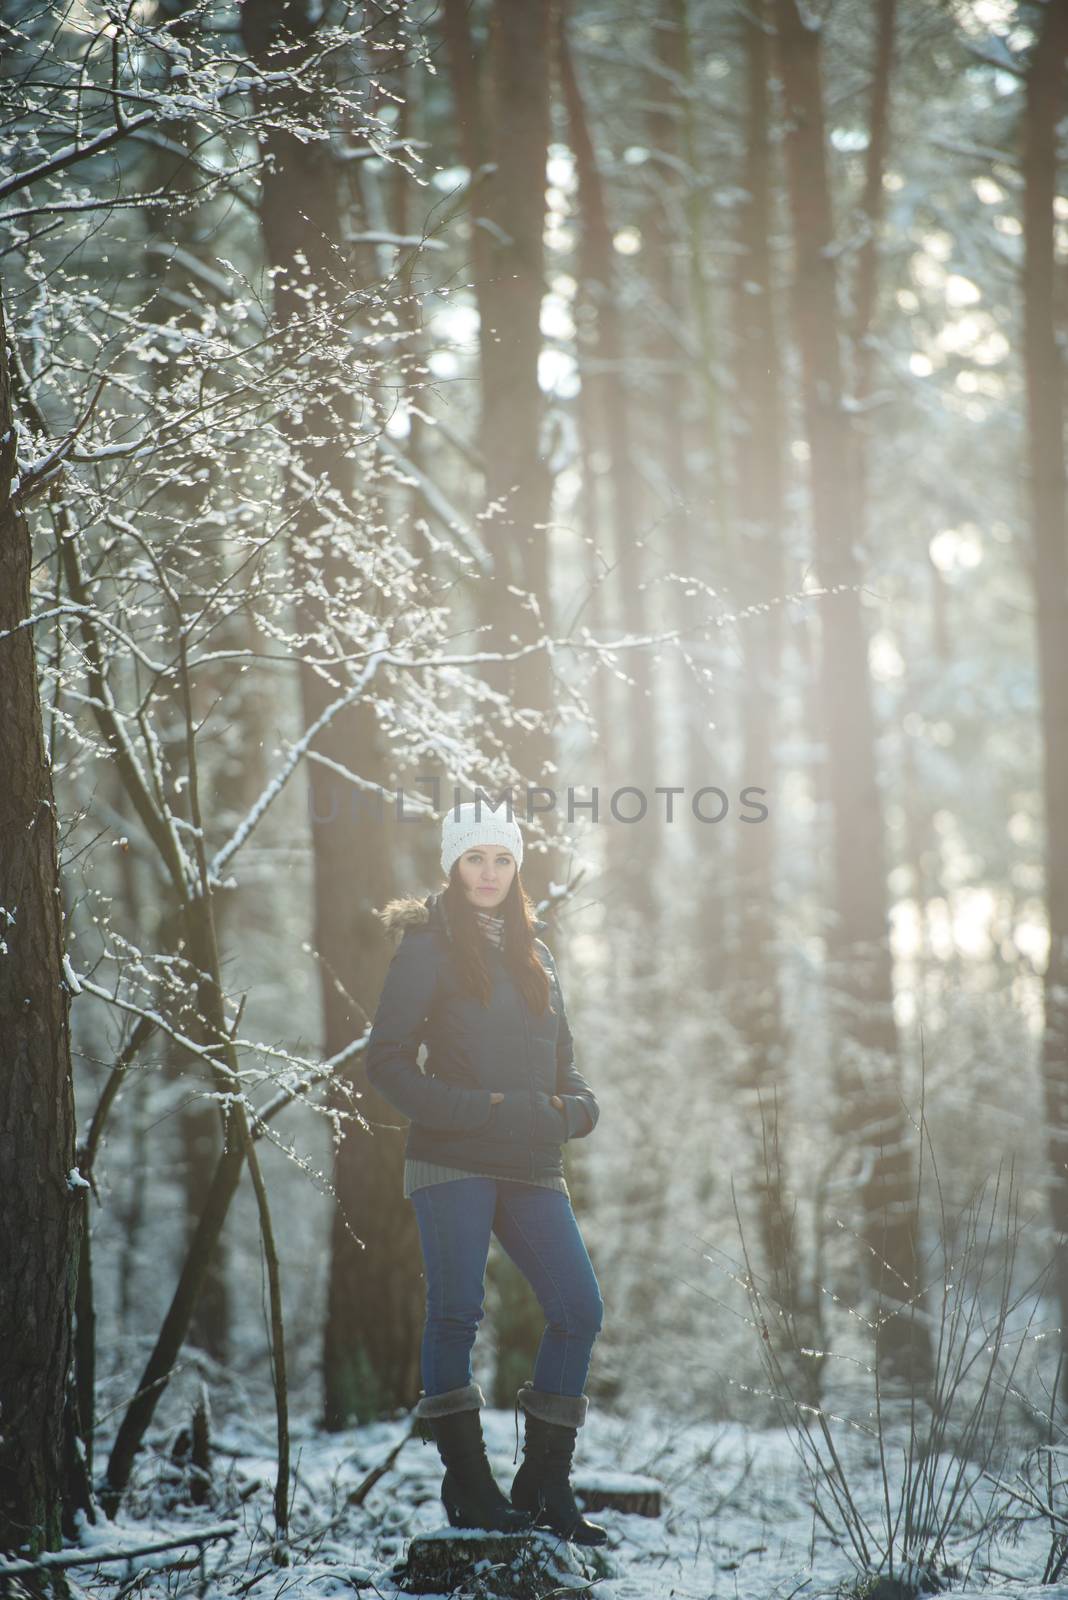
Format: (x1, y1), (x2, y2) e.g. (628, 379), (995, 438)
(3, 0), (1068, 1579)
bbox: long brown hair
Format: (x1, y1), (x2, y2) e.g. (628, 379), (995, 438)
(443, 867), (552, 1015)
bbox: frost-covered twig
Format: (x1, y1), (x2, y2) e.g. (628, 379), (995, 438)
(0, 601), (168, 674)
(209, 644), (388, 877)
(240, 1127), (291, 1547)
(0, 1522), (240, 1577)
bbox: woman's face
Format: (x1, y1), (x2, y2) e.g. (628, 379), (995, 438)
(456, 846), (517, 911)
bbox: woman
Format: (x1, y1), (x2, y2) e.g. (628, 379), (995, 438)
(365, 802), (607, 1545)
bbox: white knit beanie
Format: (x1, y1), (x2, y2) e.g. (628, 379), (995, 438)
(440, 801), (524, 878)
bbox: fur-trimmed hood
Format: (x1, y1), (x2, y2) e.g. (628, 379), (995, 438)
(374, 889), (547, 943)
(374, 894), (436, 938)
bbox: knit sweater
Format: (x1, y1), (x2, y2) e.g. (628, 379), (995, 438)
(403, 906), (570, 1200)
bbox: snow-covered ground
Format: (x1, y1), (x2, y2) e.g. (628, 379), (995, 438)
(41, 1396), (1068, 1600)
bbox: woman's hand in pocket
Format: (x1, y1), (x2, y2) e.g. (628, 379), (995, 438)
(550, 1094), (564, 1111)
(490, 1093), (504, 1105)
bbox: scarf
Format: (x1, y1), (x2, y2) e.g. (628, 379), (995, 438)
(474, 907), (505, 948)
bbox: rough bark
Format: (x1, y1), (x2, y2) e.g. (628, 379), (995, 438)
(1022, 0), (1068, 1365)
(773, 0), (930, 1379)
(728, 0), (795, 1325)
(403, 1529), (584, 1595)
(0, 286), (82, 1557)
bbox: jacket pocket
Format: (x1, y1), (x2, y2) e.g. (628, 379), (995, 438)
(419, 1085), (495, 1136)
(532, 1091), (568, 1145)
(456, 1090), (496, 1133)
(486, 1092), (531, 1143)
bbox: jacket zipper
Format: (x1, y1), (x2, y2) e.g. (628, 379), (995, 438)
(521, 995), (534, 1180)
(437, 892), (536, 1178)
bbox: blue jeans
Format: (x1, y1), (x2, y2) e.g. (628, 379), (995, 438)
(410, 1177), (604, 1398)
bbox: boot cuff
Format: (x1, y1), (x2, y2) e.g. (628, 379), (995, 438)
(517, 1380), (588, 1428)
(413, 1381), (485, 1419)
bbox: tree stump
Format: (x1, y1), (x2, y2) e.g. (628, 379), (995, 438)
(573, 1469), (662, 1518)
(399, 1526), (593, 1597)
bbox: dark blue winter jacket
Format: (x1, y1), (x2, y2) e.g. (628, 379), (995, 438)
(365, 891), (599, 1183)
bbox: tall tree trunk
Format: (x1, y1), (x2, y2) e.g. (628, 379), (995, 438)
(561, 151), (615, 794)
(644, 9), (720, 954)
(557, 9), (660, 923)
(668, 0), (727, 542)
(728, 0), (795, 1327)
(238, 0), (419, 1425)
(773, 0), (930, 1380)
(1022, 0), (1068, 1368)
(850, 0), (896, 538)
(0, 286), (82, 1557)
(442, 0), (491, 311)
(446, 0), (556, 859)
